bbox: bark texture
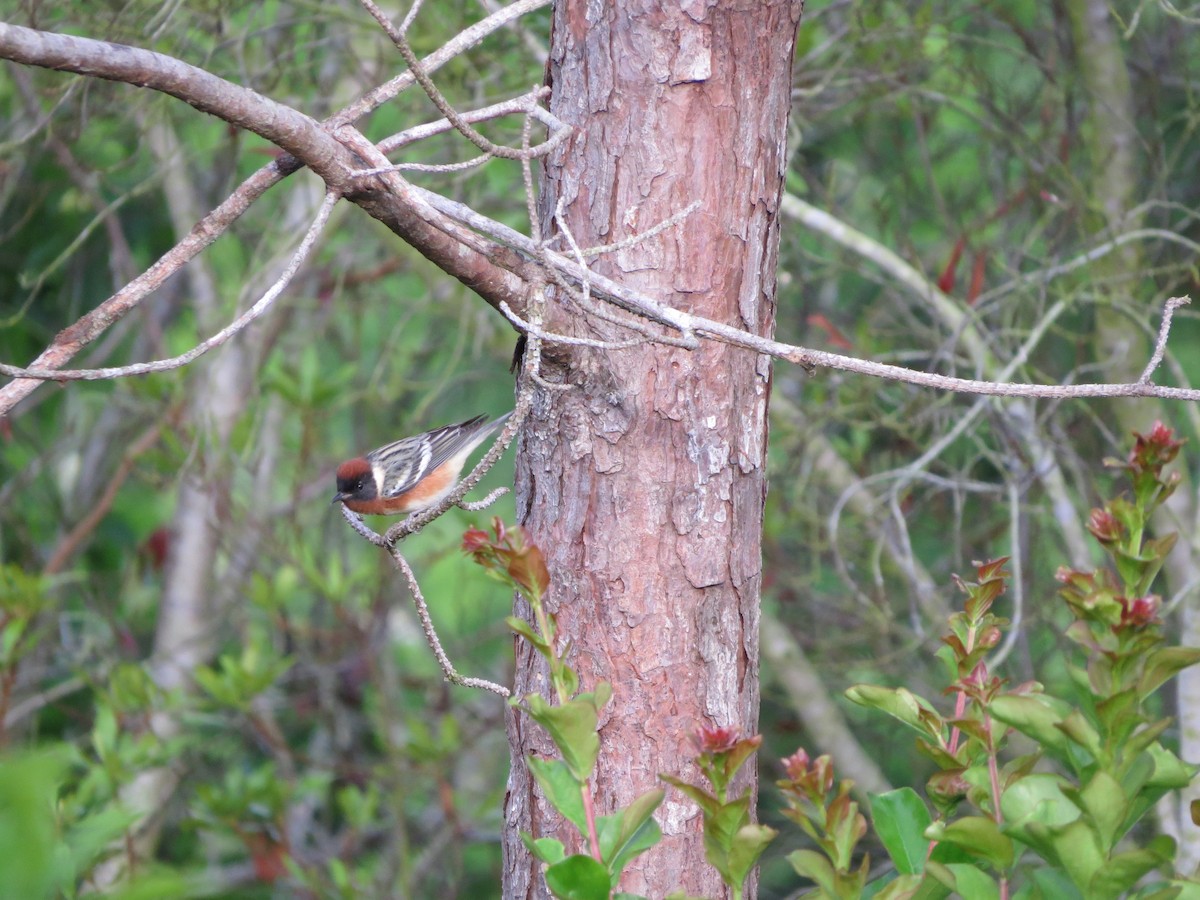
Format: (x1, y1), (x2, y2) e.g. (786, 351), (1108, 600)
(505, 2), (804, 897)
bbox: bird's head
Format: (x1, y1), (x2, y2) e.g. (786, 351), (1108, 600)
(333, 457), (376, 504)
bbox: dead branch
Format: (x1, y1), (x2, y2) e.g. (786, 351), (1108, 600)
(0, 193), (339, 381)
(0, 1), (550, 415)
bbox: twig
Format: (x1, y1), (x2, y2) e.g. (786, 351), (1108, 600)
(357, 0), (532, 161)
(498, 301), (646, 351)
(3, 673), (93, 729)
(1139, 296), (1189, 384)
(0, 160), (293, 413)
(392, 552), (510, 697)
(374, 89), (559, 155)
(0, 193), (339, 381)
(0, 0), (550, 415)
(43, 415), (173, 575)
(383, 409), (523, 544)
(337, 486), (512, 546)
(339, 504), (388, 548)
(360, 154), (493, 175)
(415, 188), (1200, 400)
(580, 200), (701, 258)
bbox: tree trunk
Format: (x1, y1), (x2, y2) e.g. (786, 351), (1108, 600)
(505, 2), (804, 897)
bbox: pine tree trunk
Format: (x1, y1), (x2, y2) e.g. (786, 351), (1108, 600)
(504, 2), (804, 897)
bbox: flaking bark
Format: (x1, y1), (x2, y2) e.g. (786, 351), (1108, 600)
(505, 2), (804, 897)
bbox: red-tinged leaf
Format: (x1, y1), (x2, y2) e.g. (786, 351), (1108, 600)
(694, 724), (741, 754)
(966, 251), (986, 304)
(806, 313), (854, 350)
(975, 558), (1010, 582)
(937, 236), (966, 294)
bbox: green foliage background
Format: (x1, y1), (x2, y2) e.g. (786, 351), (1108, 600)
(1, 0), (1199, 896)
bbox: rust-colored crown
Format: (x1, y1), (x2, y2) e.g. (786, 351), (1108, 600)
(335, 456), (372, 482)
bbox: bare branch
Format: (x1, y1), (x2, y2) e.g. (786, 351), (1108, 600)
(383, 405), (526, 544)
(43, 415), (172, 575)
(0, 1), (549, 414)
(1140, 296), (1190, 384)
(0, 24), (349, 182)
(332, 0), (551, 128)
(392, 551), (510, 697)
(375, 89), (558, 154)
(0, 161), (294, 414)
(498, 301), (647, 351)
(357, 0), (533, 161)
(333, 125), (533, 310)
(415, 189), (1200, 402)
(0, 193), (339, 381)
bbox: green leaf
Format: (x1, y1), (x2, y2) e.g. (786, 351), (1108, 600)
(544, 854), (612, 900)
(1088, 838), (1175, 899)
(597, 788), (664, 880)
(787, 848), (839, 895)
(522, 833), (567, 866)
(60, 805), (139, 885)
(526, 693), (602, 782)
(0, 748), (69, 900)
(660, 776), (722, 817)
(845, 685), (944, 739)
(871, 788), (932, 875)
(1077, 770), (1127, 849)
(1139, 647), (1200, 699)
(1147, 744), (1200, 790)
(1018, 868), (1084, 900)
(989, 694), (1073, 758)
(1001, 772), (1080, 851)
(528, 757), (588, 833)
(1057, 711), (1103, 757)
(1045, 820), (1106, 893)
(866, 871), (932, 900)
(925, 816), (1014, 869)
(724, 823), (777, 887)
(705, 794), (752, 845)
(508, 615), (548, 652)
(944, 863), (999, 900)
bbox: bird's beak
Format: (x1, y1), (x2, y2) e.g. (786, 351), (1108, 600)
(331, 493), (347, 505)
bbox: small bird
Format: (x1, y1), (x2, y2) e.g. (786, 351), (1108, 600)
(333, 412), (511, 516)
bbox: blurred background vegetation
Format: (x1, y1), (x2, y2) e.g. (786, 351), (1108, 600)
(1, 0), (1199, 896)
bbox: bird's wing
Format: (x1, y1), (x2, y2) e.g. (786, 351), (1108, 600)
(371, 415), (489, 499)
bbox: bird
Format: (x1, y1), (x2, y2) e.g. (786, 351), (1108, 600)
(332, 412), (512, 516)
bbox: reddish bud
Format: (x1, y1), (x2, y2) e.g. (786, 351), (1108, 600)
(1087, 509), (1123, 544)
(694, 724), (741, 755)
(1118, 594), (1161, 629)
(782, 748), (811, 782)
(141, 527), (171, 571)
(1129, 422), (1184, 473)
